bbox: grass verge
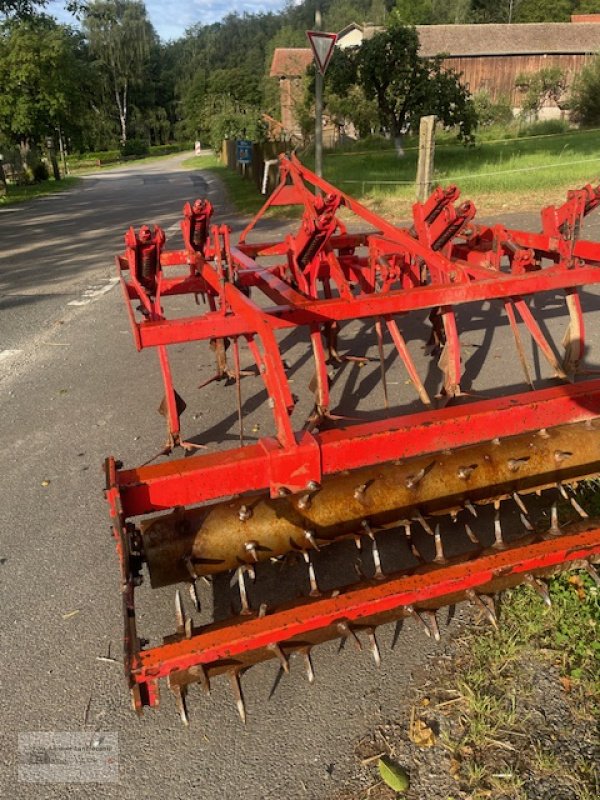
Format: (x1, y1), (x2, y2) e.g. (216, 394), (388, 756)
(0, 176), (81, 206)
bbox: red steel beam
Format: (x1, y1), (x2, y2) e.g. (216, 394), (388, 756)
(115, 379), (600, 516)
(133, 525), (600, 683)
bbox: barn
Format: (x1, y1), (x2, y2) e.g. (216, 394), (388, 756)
(270, 17), (600, 138)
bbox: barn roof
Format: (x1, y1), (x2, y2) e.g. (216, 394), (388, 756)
(417, 23), (600, 57)
(270, 48), (313, 77)
(270, 22), (600, 77)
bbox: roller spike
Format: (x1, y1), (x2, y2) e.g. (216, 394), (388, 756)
(464, 523), (479, 544)
(433, 524), (446, 564)
(239, 504), (252, 522)
(466, 589), (498, 629)
(549, 502), (561, 536)
(244, 540), (259, 563)
(301, 647), (315, 683)
(307, 480), (321, 491)
(405, 604), (431, 638)
(524, 573), (552, 607)
(189, 664), (211, 695)
(229, 669), (246, 724)
(188, 580), (201, 612)
(354, 483), (368, 502)
(297, 493), (312, 511)
(184, 616), (193, 639)
(172, 684), (189, 727)
(258, 602), (268, 618)
(304, 529), (320, 551)
(520, 512), (535, 532)
(423, 610), (441, 642)
(464, 499), (478, 518)
(558, 483), (589, 519)
(237, 567), (251, 615)
(366, 627), (381, 667)
(303, 551), (320, 597)
(405, 467), (426, 489)
(584, 561), (600, 586)
(267, 642), (289, 674)
(512, 491), (529, 516)
(175, 589), (185, 634)
(337, 621), (362, 651)
(414, 509), (434, 536)
(492, 509), (505, 550)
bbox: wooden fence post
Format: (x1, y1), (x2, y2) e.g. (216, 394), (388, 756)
(415, 115), (436, 203)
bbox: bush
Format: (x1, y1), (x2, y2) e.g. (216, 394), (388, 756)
(473, 91), (514, 127)
(519, 119), (570, 137)
(32, 161), (49, 182)
(120, 138), (149, 157)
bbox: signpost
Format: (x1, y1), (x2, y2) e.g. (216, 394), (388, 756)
(306, 28), (337, 179)
(236, 139), (252, 166)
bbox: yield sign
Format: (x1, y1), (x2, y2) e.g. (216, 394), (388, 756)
(306, 31), (337, 75)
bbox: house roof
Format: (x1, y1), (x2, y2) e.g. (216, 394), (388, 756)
(270, 48), (313, 77)
(417, 23), (600, 57)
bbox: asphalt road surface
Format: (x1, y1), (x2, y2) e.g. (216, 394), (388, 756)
(1, 154), (600, 800)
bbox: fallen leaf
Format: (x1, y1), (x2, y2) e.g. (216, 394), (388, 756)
(252, 423), (260, 432)
(560, 675), (572, 693)
(420, 697), (430, 707)
(62, 610), (80, 620)
(409, 716), (436, 748)
(378, 756), (409, 793)
(41, 479), (50, 487)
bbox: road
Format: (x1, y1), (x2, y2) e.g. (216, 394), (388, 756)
(1, 154), (599, 800)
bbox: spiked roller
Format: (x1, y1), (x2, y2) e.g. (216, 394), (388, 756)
(105, 155), (600, 722)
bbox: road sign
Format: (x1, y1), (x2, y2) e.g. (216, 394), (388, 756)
(236, 140), (252, 166)
(306, 31), (337, 75)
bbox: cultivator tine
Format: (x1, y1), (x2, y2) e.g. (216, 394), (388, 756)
(107, 159), (600, 722)
(504, 300), (535, 389)
(232, 336), (244, 445)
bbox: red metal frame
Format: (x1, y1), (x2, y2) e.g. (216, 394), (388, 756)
(106, 156), (600, 713)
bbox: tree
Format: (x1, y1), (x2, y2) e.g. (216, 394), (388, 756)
(570, 54), (600, 126)
(515, 67), (566, 118)
(0, 14), (86, 165)
(84, 0), (156, 145)
(328, 19), (476, 151)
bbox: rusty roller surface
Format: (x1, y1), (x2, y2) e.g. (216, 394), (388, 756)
(141, 419), (600, 586)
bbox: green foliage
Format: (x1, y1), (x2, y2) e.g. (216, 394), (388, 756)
(394, 0), (470, 24)
(0, 15), (87, 152)
(327, 85), (379, 138)
(473, 91), (513, 127)
(120, 137), (148, 157)
(32, 160), (49, 181)
(207, 104), (266, 151)
(84, 0), (157, 143)
(328, 19), (476, 142)
(515, 66), (566, 117)
(570, 53), (600, 126)
(378, 756), (410, 792)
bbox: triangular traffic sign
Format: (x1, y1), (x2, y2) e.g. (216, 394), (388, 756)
(306, 31), (337, 75)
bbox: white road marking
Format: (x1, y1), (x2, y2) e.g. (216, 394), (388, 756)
(67, 277), (119, 307)
(0, 349), (22, 361)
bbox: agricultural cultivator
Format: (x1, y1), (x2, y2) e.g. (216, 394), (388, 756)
(105, 154), (600, 724)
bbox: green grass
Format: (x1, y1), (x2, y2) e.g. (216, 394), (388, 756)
(444, 567), (600, 798)
(301, 126), (600, 215)
(0, 176), (81, 206)
(182, 127), (600, 220)
(67, 143), (193, 173)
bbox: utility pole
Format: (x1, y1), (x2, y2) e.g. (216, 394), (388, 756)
(314, 5), (323, 179)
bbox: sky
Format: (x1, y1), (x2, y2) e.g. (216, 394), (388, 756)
(47, 0), (291, 41)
